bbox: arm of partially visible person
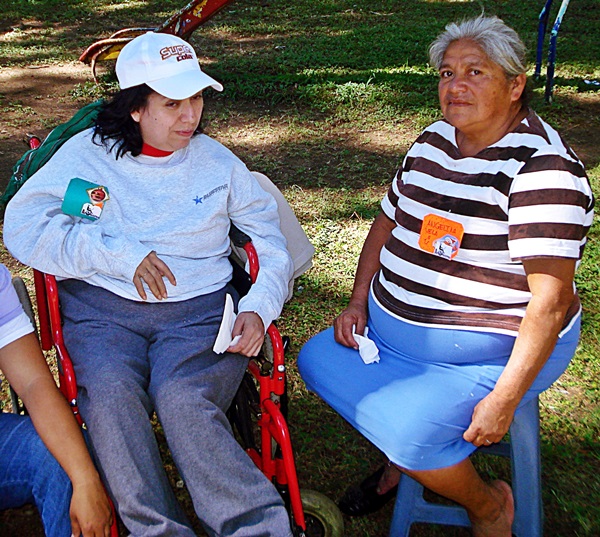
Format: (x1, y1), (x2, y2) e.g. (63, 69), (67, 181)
(225, 168), (293, 357)
(463, 257), (576, 446)
(333, 211), (396, 349)
(0, 334), (112, 536)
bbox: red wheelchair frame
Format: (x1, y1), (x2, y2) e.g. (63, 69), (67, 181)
(30, 234), (310, 535)
(79, 0), (237, 80)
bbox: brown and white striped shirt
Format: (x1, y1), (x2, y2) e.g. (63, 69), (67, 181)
(374, 110), (594, 336)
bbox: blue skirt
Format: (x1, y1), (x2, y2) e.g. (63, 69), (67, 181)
(297, 296), (580, 470)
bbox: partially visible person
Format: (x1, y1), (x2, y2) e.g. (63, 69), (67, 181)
(3, 31), (294, 537)
(298, 15), (594, 536)
(0, 263), (112, 536)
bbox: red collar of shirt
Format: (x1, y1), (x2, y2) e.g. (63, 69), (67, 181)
(141, 143), (174, 157)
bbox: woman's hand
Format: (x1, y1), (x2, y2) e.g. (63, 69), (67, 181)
(69, 478), (113, 537)
(334, 300), (368, 349)
(463, 390), (518, 447)
(333, 212), (395, 349)
(133, 251), (176, 300)
(228, 312), (265, 357)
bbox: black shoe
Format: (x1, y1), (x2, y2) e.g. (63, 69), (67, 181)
(337, 465), (398, 517)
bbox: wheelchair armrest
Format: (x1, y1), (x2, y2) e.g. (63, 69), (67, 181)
(229, 223), (251, 247)
(229, 255), (252, 296)
(229, 223), (259, 283)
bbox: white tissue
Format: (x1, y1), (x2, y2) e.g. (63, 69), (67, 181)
(352, 325), (380, 364)
(213, 294), (242, 354)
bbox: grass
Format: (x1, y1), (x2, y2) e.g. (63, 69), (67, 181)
(1, 0), (600, 536)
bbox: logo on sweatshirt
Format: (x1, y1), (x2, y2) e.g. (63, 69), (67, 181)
(194, 184), (228, 205)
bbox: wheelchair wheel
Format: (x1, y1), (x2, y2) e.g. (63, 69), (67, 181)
(10, 277), (37, 415)
(12, 277), (36, 329)
(227, 371), (260, 451)
(299, 489), (344, 537)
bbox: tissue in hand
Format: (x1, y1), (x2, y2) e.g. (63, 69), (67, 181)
(352, 325), (380, 364)
(213, 294), (242, 354)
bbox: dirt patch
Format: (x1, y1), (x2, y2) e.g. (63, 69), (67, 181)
(556, 92), (600, 170)
(0, 506), (44, 537)
(0, 63), (92, 193)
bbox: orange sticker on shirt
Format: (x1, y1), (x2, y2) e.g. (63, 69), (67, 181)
(419, 214), (464, 260)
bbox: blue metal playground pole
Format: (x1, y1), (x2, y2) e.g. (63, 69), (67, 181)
(535, 0), (554, 80)
(537, 0), (572, 103)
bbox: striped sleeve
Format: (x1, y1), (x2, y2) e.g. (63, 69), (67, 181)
(508, 151), (594, 260)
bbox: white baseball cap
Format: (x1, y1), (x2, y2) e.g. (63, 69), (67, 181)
(116, 32), (223, 99)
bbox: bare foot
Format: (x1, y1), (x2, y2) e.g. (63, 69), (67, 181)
(471, 480), (515, 537)
(376, 461), (401, 495)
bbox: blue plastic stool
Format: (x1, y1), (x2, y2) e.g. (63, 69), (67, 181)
(389, 396), (543, 536)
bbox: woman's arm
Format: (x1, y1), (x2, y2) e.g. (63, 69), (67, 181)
(3, 143), (151, 285)
(333, 211), (396, 348)
(0, 333), (112, 536)
(463, 257), (576, 446)
(227, 172), (294, 332)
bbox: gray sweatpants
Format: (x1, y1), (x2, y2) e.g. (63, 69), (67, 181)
(58, 279), (292, 537)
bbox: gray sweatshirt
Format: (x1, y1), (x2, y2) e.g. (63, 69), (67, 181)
(4, 129), (293, 328)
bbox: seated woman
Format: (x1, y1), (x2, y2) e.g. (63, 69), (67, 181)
(0, 263), (111, 536)
(4, 32), (293, 537)
(298, 15), (594, 536)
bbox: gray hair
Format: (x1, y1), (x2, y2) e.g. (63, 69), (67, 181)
(429, 15), (527, 78)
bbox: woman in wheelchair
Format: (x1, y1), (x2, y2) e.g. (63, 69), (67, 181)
(0, 264), (112, 536)
(4, 32), (294, 537)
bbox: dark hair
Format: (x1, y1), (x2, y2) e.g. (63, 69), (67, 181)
(93, 84), (204, 158)
(93, 84), (152, 158)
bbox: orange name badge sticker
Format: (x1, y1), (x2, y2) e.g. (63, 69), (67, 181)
(418, 214), (464, 260)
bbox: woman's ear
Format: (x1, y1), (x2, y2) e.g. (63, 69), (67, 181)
(130, 109), (141, 123)
(511, 74), (527, 102)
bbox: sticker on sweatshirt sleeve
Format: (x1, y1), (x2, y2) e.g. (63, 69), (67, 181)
(418, 214), (464, 260)
(62, 178), (110, 221)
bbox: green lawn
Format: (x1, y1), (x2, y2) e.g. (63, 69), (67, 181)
(1, 0), (599, 535)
